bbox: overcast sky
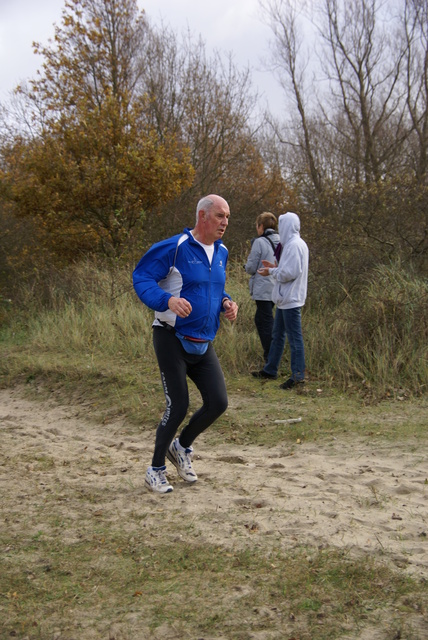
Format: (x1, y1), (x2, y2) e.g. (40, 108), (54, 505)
(0, 0), (284, 113)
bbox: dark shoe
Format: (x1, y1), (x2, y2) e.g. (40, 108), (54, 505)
(279, 378), (304, 390)
(251, 370), (277, 380)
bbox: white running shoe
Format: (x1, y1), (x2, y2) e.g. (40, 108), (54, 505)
(145, 465), (173, 494)
(167, 438), (198, 483)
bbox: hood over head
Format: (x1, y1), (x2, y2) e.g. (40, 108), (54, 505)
(278, 212), (300, 245)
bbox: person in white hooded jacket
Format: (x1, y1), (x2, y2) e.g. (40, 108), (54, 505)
(252, 212), (309, 389)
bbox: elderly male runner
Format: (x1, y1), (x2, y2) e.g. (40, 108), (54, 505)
(133, 194), (238, 493)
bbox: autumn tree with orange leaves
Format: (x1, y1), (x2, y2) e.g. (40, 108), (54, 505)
(0, 0), (194, 264)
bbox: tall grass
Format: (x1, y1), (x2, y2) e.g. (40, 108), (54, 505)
(1, 258), (426, 398)
(305, 261), (427, 396)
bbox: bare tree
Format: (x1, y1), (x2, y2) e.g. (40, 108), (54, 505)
(138, 25), (259, 193)
(403, 0), (428, 182)
(260, 0), (323, 199)
(260, 0), (416, 189)
(259, 0), (427, 287)
(318, 0), (409, 184)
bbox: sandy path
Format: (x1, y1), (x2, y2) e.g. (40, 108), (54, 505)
(1, 386), (427, 584)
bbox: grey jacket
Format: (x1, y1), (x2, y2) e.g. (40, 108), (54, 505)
(245, 229), (280, 301)
(270, 213), (309, 309)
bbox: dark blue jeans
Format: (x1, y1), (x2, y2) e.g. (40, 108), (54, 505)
(263, 307), (305, 380)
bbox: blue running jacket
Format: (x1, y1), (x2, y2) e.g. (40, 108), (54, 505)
(133, 228), (232, 341)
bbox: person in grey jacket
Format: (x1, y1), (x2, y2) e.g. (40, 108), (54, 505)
(244, 212), (280, 362)
(252, 212), (309, 389)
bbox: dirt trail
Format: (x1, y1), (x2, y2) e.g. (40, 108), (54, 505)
(1, 386), (427, 582)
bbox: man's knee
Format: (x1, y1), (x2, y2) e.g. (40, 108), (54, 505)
(213, 393), (228, 417)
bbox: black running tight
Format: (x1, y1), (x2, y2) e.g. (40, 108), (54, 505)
(151, 326), (228, 468)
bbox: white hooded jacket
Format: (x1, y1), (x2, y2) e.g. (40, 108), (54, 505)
(269, 212), (309, 309)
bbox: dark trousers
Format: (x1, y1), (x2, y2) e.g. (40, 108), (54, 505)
(151, 326), (228, 468)
(254, 300), (275, 362)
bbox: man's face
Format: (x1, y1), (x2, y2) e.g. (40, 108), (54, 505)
(204, 201), (230, 242)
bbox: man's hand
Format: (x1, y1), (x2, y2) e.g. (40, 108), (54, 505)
(168, 296), (192, 318)
(223, 299), (238, 322)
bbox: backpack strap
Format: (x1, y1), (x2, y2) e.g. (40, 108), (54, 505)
(262, 234), (276, 253)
